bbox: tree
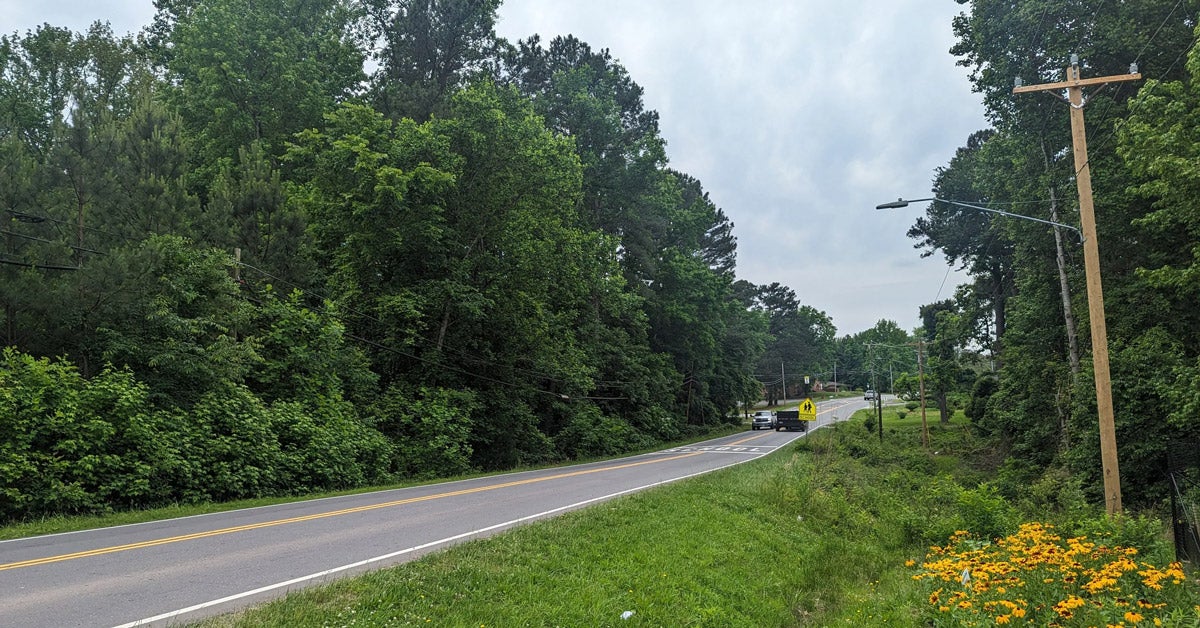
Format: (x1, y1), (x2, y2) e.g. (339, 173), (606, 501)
(938, 0), (1200, 505)
(908, 130), (1014, 364)
(157, 0), (366, 188)
(752, 283), (835, 403)
(200, 141), (313, 288)
(921, 300), (966, 424)
(363, 0), (501, 121)
(500, 34), (669, 285)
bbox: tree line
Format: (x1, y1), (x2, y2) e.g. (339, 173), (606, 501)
(907, 0), (1200, 509)
(0, 0), (860, 521)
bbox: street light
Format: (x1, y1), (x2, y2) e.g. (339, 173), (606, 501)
(879, 193), (1122, 514)
(875, 197), (1084, 244)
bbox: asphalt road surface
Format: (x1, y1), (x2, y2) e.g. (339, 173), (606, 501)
(0, 397), (871, 628)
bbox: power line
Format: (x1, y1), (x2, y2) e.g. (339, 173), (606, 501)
(0, 257), (78, 271)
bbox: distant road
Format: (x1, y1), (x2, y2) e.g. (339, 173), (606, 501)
(0, 397), (868, 628)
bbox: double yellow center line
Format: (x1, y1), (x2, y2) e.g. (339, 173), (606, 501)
(1, 452), (703, 572)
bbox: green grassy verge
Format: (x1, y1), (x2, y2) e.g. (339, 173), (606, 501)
(0, 424), (744, 541)
(198, 409), (1198, 626)
(195, 416), (1013, 627)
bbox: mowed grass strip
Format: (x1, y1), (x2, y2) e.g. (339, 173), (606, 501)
(199, 419), (984, 627)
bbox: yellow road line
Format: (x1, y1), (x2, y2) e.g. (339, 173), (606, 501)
(728, 433), (774, 446)
(0, 452), (703, 572)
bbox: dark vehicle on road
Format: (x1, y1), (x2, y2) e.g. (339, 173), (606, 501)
(774, 410), (809, 432)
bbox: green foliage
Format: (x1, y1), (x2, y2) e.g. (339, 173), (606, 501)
(245, 288), (377, 406)
(1016, 466), (1093, 526)
(365, 0), (502, 121)
(965, 374), (998, 425)
(158, 0), (366, 187)
(0, 347), (397, 522)
(553, 405), (648, 459)
(371, 385), (475, 479)
(914, 0), (1200, 513)
(953, 483), (1020, 542)
(91, 235), (259, 405)
(268, 400), (392, 492)
(0, 2), (790, 520)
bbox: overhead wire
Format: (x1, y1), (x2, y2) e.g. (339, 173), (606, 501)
(1068, 0), (1193, 179)
(977, 0), (1192, 201)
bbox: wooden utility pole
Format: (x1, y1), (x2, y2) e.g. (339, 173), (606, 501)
(1013, 58), (1139, 515)
(917, 341), (928, 450)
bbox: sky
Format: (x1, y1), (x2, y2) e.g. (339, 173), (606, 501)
(3, 0), (986, 336)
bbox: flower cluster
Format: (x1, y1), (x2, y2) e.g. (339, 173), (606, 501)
(910, 523), (1198, 626)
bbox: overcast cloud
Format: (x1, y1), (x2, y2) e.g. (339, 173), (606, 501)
(3, 0), (986, 335)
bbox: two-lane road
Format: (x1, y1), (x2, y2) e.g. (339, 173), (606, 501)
(0, 397), (869, 627)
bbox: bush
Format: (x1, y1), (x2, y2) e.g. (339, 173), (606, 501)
(181, 383), (284, 500)
(554, 406), (644, 458)
(372, 385), (476, 479)
(269, 400), (394, 492)
(954, 483), (1019, 541)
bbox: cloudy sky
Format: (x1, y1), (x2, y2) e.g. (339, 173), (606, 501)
(4, 0), (986, 335)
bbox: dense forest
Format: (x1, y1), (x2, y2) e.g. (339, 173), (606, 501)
(908, 0), (1200, 509)
(0, 0), (856, 521)
(5, 0), (1200, 524)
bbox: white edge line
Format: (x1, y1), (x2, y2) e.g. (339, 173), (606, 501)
(111, 445), (789, 628)
(0, 453), (671, 545)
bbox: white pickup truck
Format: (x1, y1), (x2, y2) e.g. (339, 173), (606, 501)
(751, 410), (775, 430)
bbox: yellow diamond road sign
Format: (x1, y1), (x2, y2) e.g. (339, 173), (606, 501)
(799, 398), (817, 421)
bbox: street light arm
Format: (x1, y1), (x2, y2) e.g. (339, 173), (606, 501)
(876, 197), (1084, 244)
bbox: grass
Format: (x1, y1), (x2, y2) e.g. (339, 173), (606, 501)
(196, 409), (1199, 627)
(194, 417), (1011, 627)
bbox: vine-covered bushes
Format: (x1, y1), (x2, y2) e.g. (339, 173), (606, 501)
(0, 348), (393, 522)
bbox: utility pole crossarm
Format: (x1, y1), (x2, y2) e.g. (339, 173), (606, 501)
(1013, 72), (1141, 94)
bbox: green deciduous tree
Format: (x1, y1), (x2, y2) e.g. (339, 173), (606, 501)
(156, 0), (366, 188)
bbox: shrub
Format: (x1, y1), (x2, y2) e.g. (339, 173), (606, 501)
(269, 400), (394, 492)
(372, 385), (476, 479)
(554, 405), (645, 458)
(954, 483), (1019, 541)
(179, 383), (284, 500)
